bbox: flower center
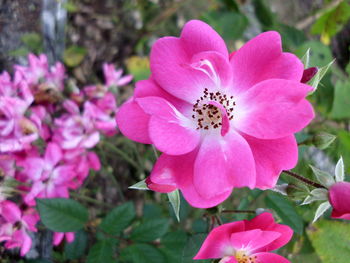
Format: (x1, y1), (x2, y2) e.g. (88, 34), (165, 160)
(235, 250), (258, 263)
(191, 88), (235, 131)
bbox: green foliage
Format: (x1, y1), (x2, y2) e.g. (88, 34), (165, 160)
(99, 202), (136, 235)
(63, 45), (87, 67)
(126, 56), (151, 81)
(64, 230), (88, 260)
(307, 220), (350, 263)
(130, 218), (170, 242)
(86, 239), (115, 263)
(311, 1), (350, 45)
(182, 234), (210, 263)
(330, 81), (350, 119)
(121, 244), (165, 263)
(265, 193), (304, 234)
(161, 230), (188, 262)
(36, 198), (88, 232)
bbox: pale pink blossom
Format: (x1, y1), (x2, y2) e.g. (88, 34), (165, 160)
(117, 20), (314, 208)
(329, 182), (350, 220)
(194, 213), (292, 263)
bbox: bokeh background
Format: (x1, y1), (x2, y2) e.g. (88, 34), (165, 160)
(1, 0), (350, 262)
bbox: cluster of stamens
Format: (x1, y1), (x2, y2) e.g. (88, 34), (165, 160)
(192, 88), (235, 130)
(235, 251), (259, 263)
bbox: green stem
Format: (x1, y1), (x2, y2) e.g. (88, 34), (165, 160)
(102, 142), (139, 169)
(70, 192), (112, 208)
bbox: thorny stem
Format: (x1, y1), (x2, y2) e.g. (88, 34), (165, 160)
(220, 210), (256, 214)
(282, 170), (326, 189)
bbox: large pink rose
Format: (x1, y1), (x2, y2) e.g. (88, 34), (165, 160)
(194, 212), (292, 263)
(329, 181), (350, 220)
(116, 20), (314, 208)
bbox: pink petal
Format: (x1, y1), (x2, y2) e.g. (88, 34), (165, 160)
(180, 20), (228, 58)
(329, 182), (350, 220)
(234, 79), (314, 139)
(87, 151), (101, 171)
(193, 132), (255, 198)
(116, 100), (151, 144)
(150, 152), (232, 208)
(66, 232), (75, 243)
(242, 134), (298, 189)
(137, 96), (200, 155)
(244, 213), (293, 252)
(230, 229), (280, 252)
(193, 221), (245, 259)
(150, 37), (208, 102)
(45, 142), (62, 166)
(254, 252), (290, 263)
(146, 176), (177, 193)
(53, 232), (64, 246)
(230, 31), (303, 94)
(82, 132), (100, 148)
(1, 201), (21, 223)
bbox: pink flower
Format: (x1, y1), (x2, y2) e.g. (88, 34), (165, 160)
(117, 20), (314, 208)
(103, 63), (133, 88)
(19, 143), (75, 205)
(194, 213), (292, 263)
(0, 201), (39, 256)
(53, 100), (100, 149)
(0, 96), (38, 153)
(329, 182), (350, 220)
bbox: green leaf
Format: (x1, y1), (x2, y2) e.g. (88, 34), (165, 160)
(295, 41), (332, 68)
(64, 230), (88, 260)
(129, 179), (149, 190)
(310, 165), (335, 188)
(36, 198), (88, 232)
(86, 240), (114, 263)
(309, 59), (334, 92)
(126, 56), (150, 81)
(182, 234), (210, 263)
(120, 244), (165, 263)
(313, 201), (331, 223)
(99, 202), (135, 235)
(331, 81), (350, 119)
(302, 188), (328, 205)
(312, 132), (336, 150)
(252, 0), (275, 28)
(301, 48), (311, 68)
(265, 193), (304, 234)
(130, 218), (170, 242)
(162, 231), (187, 251)
(335, 156), (345, 182)
(307, 220), (350, 263)
(21, 32), (42, 52)
(63, 45), (87, 67)
(168, 190), (180, 222)
(311, 1), (350, 45)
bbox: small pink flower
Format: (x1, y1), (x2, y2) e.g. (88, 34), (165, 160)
(194, 213), (292, 263)
(329, 182), (350, 220)
(103, 63), (133, 88)
(117, 20), (314, 208)
(53, 100), (100, 149)
(0, 201), (39, 256)
(19, 143), (75, 205)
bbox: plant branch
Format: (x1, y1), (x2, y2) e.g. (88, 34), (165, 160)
(282, 170), (326, 189)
